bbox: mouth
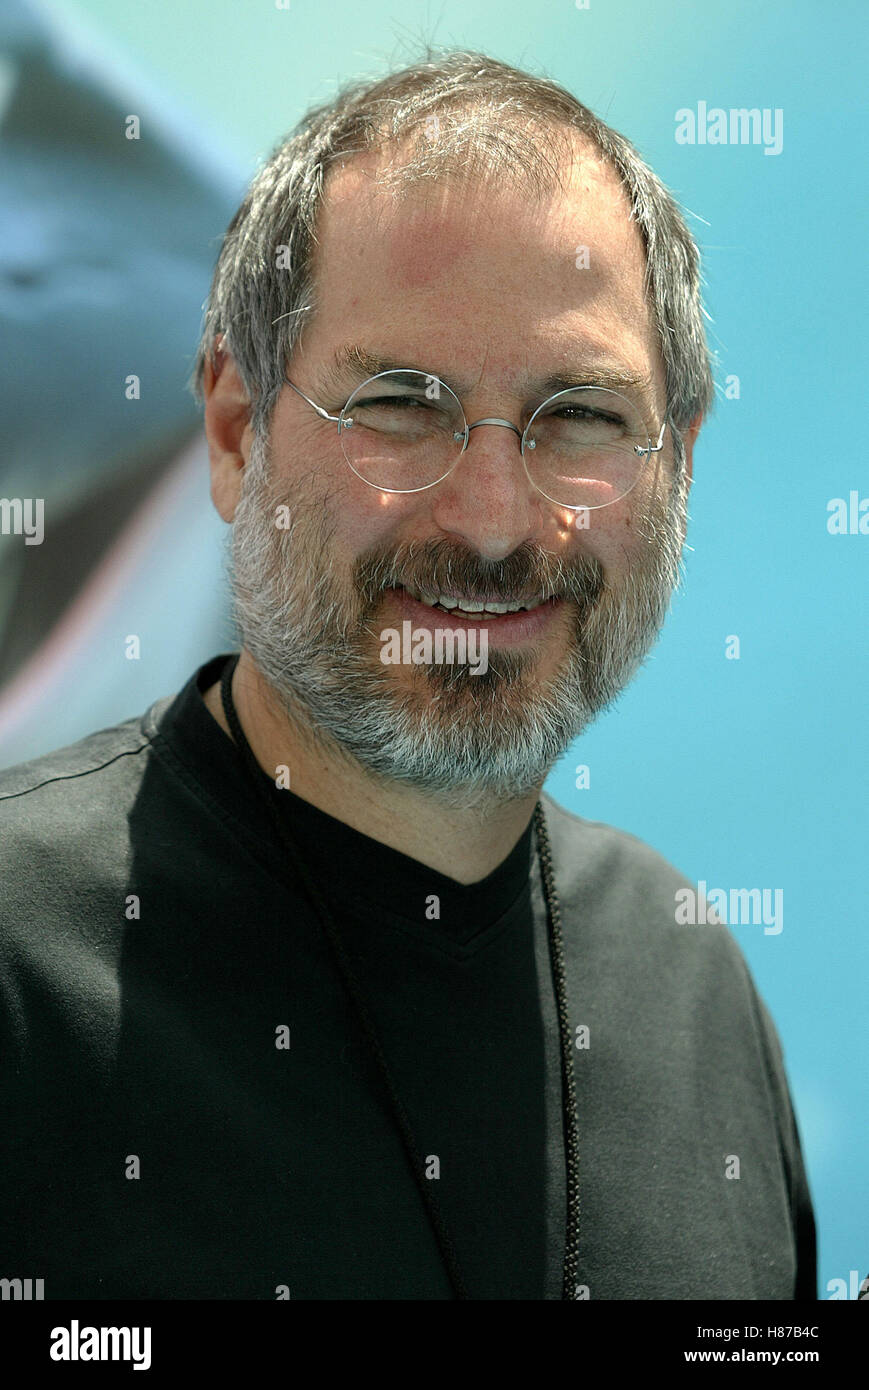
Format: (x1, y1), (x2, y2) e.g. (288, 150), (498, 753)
(382, 584), (565, 644)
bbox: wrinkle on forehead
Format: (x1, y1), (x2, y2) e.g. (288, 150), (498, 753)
(325, 165), (636, 287)
(320, 142), (645, 295)
(307, 138), (663, 392)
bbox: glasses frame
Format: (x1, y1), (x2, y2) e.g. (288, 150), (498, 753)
(283, 367), (668, 511)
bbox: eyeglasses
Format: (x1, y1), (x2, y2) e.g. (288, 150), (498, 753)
(284, 368), (668, 511)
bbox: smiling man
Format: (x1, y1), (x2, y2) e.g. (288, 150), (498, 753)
(0, 52), (816, 1300)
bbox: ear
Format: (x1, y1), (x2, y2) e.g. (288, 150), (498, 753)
(680, 411), (703, 488)
(202, 335), (256, 522)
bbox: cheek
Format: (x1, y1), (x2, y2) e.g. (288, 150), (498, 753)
(323, 479), (418, 563)
(574, 496), (634, 552)
(570, 488), (668, 577)
(580, 521), (629, 572)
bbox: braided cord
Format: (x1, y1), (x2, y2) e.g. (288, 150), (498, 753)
(533, 801), (581, 1298)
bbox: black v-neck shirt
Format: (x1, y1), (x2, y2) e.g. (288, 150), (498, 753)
(0, 654), (817, 1298)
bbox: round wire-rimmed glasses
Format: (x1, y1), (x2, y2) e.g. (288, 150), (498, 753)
(284, 367), (668, 511)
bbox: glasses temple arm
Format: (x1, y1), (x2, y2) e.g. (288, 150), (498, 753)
(284, 375), (343, 423)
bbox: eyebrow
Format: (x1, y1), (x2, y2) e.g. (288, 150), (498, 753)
(321, 344), (659, 413)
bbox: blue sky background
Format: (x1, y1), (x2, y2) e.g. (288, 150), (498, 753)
(35, 0), (869, 1294)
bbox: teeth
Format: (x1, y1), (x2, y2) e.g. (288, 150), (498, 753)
(402, 584), (540, 615)
(457, 598), (518, 614)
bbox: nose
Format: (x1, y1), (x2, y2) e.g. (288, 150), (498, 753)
(429, 417), (541, 562)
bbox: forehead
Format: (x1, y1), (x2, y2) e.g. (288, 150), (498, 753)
(303, 137), (662, 392)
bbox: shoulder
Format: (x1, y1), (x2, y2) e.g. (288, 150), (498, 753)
(538, 790), (762, 1015)
(0, 697), (175, 892)
(0, 700), (178, 1043)
(540, 790), (698, 925)
(0, 706), (162, 817)
(540, 788), (796, 1090)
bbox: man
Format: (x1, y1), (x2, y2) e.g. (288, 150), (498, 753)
(0, 51), (815, 1300)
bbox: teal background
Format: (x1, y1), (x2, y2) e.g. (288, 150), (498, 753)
(34, 0), (869, 1295)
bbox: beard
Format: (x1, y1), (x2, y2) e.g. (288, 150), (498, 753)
(228, 430), (689, 810)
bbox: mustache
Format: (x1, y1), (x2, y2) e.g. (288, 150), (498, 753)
(352, 539), (605, 611)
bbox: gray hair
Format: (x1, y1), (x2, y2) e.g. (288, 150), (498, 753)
(191, 49), (714, 461)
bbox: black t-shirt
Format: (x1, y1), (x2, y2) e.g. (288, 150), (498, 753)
(0, 654), (817, 1298)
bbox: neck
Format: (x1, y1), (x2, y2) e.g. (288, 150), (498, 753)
(202, 648), (540, 884)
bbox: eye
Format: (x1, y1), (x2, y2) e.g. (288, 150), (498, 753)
(357, 394), (433, 410)
(553, 404), (625, 426)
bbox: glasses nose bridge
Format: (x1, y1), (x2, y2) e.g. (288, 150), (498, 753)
(462, 416), (524, 451)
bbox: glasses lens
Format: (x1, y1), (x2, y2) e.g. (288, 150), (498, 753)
(340, 370), (465, 492)
(525, 387), (652, 509)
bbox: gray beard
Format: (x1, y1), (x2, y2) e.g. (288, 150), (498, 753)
(228, 431), (689, 810)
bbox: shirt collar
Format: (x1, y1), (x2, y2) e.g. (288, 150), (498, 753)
(150, 653), (535, 938)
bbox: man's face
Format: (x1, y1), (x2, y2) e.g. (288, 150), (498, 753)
(227, 143), (691, 806)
